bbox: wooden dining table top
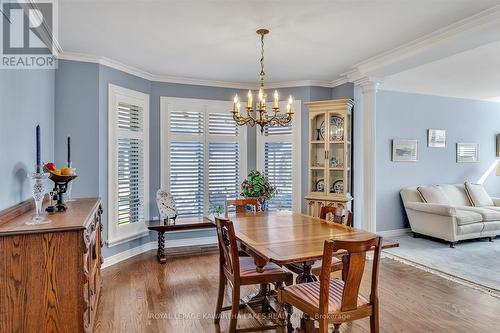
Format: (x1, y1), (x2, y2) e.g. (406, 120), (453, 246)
(213, 211), (398, 266)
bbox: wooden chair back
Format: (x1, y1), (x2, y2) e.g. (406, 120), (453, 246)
(214, 217), (240, 279)
(225, 198), (260, 216)
(318, 236), (382, 314)
(319, 206), (353, 227)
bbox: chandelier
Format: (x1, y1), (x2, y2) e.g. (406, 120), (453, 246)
(232, 29), (294, 133)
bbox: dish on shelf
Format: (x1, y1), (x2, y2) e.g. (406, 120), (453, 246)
(329, 115), (344, 141)
(330, 180), (344, 194)
(315, 179), (325, 192)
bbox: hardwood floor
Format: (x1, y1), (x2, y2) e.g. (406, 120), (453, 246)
(94, 251), (500, 333)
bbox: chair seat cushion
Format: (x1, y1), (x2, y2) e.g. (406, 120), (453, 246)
(281, 279), (368, 313)
(455, 210), (483, 226)
(238, 257), (292, 284)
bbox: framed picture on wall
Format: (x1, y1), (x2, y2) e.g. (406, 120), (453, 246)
(392, 139), (418, 162)
(496, 134), (500, 157)
(457, 143), (479, 163)
(428, 129), (446, 148)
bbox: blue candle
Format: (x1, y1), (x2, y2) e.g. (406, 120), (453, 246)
(36, 125), (41, 173)
(67, 136), (71, 167)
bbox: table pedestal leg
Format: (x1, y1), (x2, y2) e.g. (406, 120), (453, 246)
(157, 231), (166, 264)
(296, 260), (318, 284)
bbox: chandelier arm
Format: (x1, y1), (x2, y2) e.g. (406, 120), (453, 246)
(260, 33), (265, 78)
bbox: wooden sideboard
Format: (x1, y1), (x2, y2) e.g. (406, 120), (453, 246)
(0, 198), (103, 333)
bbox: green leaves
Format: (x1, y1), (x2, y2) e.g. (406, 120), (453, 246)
(240, 170), (277, 201)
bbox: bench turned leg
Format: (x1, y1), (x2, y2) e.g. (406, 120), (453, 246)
(449, 241), (457, 248)
(157, 231), (167, 263)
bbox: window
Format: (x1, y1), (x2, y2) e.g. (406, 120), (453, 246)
(108, 85), (149, 246)
(257, 101), (301, 212)
(161, 98), (247, 219)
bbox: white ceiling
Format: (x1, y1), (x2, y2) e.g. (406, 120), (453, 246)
(381, 39), (500, 101)
(58, 0), (500, 83)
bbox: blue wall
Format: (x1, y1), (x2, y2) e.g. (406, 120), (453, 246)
(0, 69), (55, 210)
(55, 61), (99, 197)
(376, 90), (500, 231)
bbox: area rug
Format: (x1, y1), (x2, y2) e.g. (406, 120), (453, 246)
(384, 234), (500, 297)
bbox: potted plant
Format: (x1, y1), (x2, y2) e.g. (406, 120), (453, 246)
(240, 170), (277, 211)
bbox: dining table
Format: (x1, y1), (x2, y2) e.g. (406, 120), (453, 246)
(210, 210), (399, 332)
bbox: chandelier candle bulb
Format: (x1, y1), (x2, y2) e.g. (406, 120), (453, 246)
(274, 90), (279, 108)
(247, 90), (253, 108)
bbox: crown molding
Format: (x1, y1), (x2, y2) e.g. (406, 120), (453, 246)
(343, 5), (500, 83)
(58, 52), (336, 89)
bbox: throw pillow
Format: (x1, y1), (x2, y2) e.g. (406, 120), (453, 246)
(416, 185), (450, 204)
(464, 182), (494, 207)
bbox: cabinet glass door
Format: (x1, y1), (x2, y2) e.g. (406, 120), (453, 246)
(310, 112), (327, 195)
(327, 111), (345, 195)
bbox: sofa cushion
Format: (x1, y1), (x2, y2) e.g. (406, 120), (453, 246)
(464, 182), (494, 207)
(438, 184), (471, 206)
(417, 186), (450, 204)
(455, 210), (483, 226)
(455, 206), (500, 222)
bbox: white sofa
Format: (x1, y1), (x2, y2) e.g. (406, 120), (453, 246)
(401, 183), (500, 247)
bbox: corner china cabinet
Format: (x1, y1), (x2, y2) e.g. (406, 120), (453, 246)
(305, 99), (353, 217)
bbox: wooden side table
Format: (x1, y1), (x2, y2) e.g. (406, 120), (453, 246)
(146, 218), (215, 263)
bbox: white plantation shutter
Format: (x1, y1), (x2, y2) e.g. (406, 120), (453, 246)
(117, 138), (144, 224)
(209, 113), (239, 136)
(265, 142), (293, 210)
(116, 102), (146, 225)
(170, 111), (204, 135)
(108, 85), (149, 245)
(209, 142), (240, 206)
(256, 101), (301, 212)
(170, 141), (205, 217)
(161, 98), (246, 219)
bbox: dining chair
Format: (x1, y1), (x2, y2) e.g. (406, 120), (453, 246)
(285, 207), (353, 279)
(225, 198), (260, 217)
(277, 236), (383, 333)
(214, 217), (293, 333)
(319, 206), (353, 227)
(309, 206), (353, 276)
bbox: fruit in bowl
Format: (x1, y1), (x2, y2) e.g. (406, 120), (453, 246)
(61, 167), (75, 176)
(43, 162), (57, 172)
(43, 163), (75, 177)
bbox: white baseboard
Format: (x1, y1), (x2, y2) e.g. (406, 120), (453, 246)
(377, 228), (411, 238)
(102, 236), (218, 269)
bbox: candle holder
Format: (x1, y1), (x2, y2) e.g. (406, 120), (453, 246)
(27, 171), (49, 225)
(45, 173), (78, 212)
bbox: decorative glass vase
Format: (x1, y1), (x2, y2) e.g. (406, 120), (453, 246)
(259, 198), (268, 212)
(27, 171), (49, 225)
(65, 167), (76, 201)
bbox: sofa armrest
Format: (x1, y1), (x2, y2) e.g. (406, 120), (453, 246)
(490, 197), (500, 206)
(405, 202), (457, 217)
